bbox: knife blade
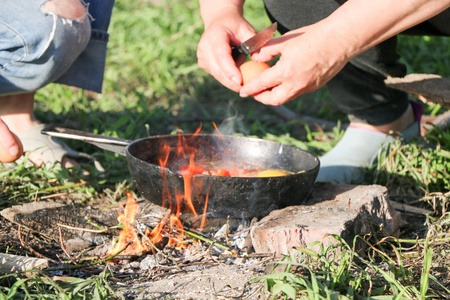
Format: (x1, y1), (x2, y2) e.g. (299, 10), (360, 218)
(232, 22), (277, 60)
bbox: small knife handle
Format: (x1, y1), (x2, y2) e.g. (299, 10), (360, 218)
(231, 44), (251, 61)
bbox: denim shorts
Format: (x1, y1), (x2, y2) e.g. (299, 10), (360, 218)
(0, 0), (115, 94)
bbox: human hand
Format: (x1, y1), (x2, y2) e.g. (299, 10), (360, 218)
(197, 14), (257, 92)
(0, 117), (23, 162)
(239, 25), (351, 106)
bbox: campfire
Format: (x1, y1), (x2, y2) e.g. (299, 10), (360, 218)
(107, 125), (284, 256)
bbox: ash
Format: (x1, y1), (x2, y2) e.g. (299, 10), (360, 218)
(102, 218), (270, 299)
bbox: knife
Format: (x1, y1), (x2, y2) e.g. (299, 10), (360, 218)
(232, 22), (277, 61)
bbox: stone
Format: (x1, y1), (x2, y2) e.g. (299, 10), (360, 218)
(250, 183), (401, 256)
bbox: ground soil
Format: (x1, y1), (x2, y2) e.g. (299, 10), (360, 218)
(0, 189), (446, 299)
(0, 200), (271, 299)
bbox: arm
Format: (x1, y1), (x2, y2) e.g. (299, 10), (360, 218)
(199, 0), (245, 28)
(197, 0), (254, 91)
(240, 0), (450, 105)
(335, 0), (450, 55)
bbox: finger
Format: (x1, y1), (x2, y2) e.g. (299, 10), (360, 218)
(252, 84), (297, 106)
(239, 62), (281, 97)
(198, 37), (242, 92)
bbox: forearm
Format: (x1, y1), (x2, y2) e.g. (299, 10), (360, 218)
(199, 0), (245, 27)
(324, 0), (450, 59)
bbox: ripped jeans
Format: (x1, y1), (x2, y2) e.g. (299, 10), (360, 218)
(0, 0), (115, 94)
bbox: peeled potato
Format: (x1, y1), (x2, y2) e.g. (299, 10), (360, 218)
(0, 132), (24, 163)
(239, 61), (271, 85)
(257, 169), (290, 178)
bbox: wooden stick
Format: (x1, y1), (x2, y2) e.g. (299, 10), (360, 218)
(390, 201), (433, 215)
(0, 253), (48, 275)
(385, 74), (450, 109)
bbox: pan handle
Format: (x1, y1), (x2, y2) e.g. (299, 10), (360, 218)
(41, 127), (132, 156)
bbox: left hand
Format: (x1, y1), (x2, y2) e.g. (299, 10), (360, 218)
(239, 24), (351, 106)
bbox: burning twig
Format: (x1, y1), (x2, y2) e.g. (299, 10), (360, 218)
(107, 193), (148, 257)
(133, 220), (183, 269)
(134, 220), (162, 255)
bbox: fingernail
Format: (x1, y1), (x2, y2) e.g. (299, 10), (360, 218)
(231, 76), (241, 86)
(9, 145), (19, 156)
(240, 93), (248, 98)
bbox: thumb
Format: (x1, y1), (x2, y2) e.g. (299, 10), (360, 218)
(250, 37), (283, 62)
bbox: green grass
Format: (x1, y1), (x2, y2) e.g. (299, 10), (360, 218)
(0, 268), (122, 300)
(1, 0), (449, 298)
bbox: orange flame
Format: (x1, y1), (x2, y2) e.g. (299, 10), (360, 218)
(107, 191), (146, 256)
(108, 125), (214, 256)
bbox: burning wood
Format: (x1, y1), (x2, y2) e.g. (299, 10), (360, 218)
(107, 191), (147, 256)
(107, 126), (298, 257)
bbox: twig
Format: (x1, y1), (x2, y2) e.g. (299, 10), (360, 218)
(59, 227), (78, 266)
(85, 216), (107, 231)
(224, 216), (230, 246)
(390, 201), (433, 215)
(185, 230), (236, 253)
(151, 260), (219, 280)
(44, 243), (131, 273)
(132, 220), (183, 268)
(33, 189), (39, 202)
(57, 223), (110, 234)
(40, 193), (70, 200)
(133, 220), (161, 255)
(17, 225), (58, 264)
(377, 235), (450, 245)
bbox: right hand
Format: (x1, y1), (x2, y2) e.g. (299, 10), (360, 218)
(197, 14), (256, 92)
(0, 117), (21, 160)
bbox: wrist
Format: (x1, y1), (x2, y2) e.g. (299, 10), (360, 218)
(200, 0), (244, 28)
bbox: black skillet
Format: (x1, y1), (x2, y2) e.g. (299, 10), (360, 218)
(42, 127), (320, 220)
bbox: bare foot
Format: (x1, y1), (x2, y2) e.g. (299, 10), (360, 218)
(0, 93), (80, 169)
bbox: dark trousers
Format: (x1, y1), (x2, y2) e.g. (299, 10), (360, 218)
(263, 0), (450, 125)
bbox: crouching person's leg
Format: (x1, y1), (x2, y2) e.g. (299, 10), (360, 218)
(0, 0), (91, 168)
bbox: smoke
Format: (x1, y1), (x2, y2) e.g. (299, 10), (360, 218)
(215, 100), (249, 136)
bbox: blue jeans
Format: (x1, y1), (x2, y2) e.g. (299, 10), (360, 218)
(0, 0), (115, 94)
